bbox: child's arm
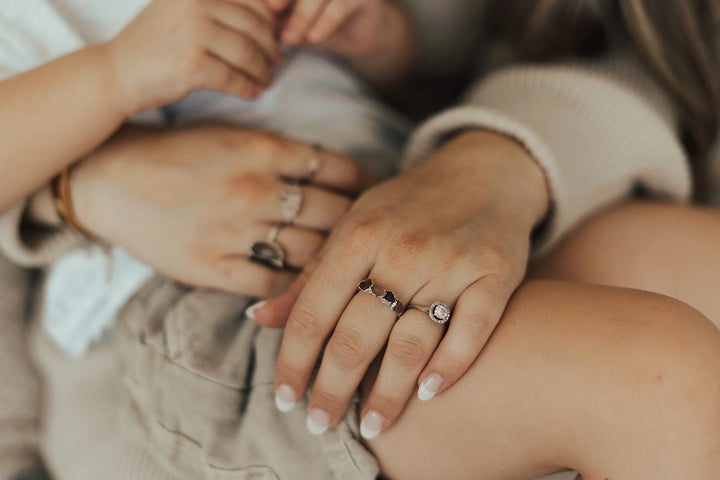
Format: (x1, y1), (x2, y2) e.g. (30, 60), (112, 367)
(0, 0), (281, 212)
(267, 0), (417, 89)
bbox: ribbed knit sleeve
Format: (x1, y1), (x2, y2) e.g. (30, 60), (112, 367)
(0, 201), (84, 268)
(403, 53), (692, 255)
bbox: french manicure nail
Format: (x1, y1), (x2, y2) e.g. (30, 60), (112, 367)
(418, 373), (443, 402)
(246, 300), (267, 320)
(306, 408), (331, 435)
(275, 384), (296, 413)
(360, 410), (386, 440)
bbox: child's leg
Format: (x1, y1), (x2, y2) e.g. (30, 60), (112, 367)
(530, 201), (720, 324)
(364, 280), (720, 480)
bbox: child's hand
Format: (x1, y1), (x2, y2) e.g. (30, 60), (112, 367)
(106, 0), (283, 114)
(267, 0), (387, 56)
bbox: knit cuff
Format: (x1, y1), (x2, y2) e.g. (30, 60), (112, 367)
(0, 200), (84, 268)
(403, 58), (692, 255)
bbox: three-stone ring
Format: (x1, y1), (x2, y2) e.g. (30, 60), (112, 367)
(358, 278), (405, 315)
(250, 225), (285, 270)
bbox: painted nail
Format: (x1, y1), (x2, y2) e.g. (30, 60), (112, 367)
(360, 410), (386, 440)
(245, 300), (267, 320)
(275, 384), (296, 413)
(418, 373), (443, 402)
(306, 408), (331, 435)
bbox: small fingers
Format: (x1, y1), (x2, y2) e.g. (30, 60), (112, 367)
(223, 0), (277, 24)
(209, 0), (283, 64)
(417, 275), (515, 402)
(282, 0), (330, 45)
(198, 55), (262, 99)
(205, 24), (274, 85)
(265, 0), (292, 12)
(307, 0), (360, 44)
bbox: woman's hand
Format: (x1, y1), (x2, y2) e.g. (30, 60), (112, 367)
(70, 125), (373, 296)
(105, 0), (284, 115)
(257, 131), (549, 438)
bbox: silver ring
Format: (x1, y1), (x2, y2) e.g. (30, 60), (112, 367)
(250, 225), (285, 270)
(358, 278), (405, 315)
(304, 144), (323, 184)
(407, 301), (452, 325)
(280, 182), (304, 223)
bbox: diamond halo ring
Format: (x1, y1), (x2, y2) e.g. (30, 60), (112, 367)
(407, 301), (452, 325)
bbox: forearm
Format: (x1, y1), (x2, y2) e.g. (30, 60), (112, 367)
(342, 3), (418, 90)
(0, 44), (128, 211)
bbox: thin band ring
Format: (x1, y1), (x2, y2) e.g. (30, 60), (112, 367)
(304, 144), (323, 184)
(358, 278), (405, 315)
(406, 301), (452, 325)
(280, 182), (304, 223)
(250, 225), (285, 270)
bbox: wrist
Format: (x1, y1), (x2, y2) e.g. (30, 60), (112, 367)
(426, 130), (550, 230)
(97, 41), (141, 118)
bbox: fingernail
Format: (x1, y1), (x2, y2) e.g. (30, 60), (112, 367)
(246, 300), (267, 320)
(275, 384), (296, 413)
(306, 408), (331, 435)
(360, 410), (385, 440)
(418, 373), (443, 402)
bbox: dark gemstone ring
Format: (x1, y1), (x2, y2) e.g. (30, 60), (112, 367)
(358, 278), (405, 316)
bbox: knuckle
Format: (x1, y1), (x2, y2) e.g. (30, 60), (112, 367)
(481, 246), (515, 277)
(327, 327), (367, 370)
(437, 349), (470, 376)
(386, 229), (431, 267)
(462, 310), (497, 340)
(312, 389), (346, 410)
(340, 216), (383, 251)
(288, 306), (326, 341)
(387, 334), (429, 369)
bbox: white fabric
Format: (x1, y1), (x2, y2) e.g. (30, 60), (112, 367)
(0, 0), (409, 356)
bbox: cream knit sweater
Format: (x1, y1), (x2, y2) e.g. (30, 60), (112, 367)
(0, 1), (692, 479)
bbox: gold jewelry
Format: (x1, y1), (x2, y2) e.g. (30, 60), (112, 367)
(51, 166), (94, 238)
(51, 166), (114, 280)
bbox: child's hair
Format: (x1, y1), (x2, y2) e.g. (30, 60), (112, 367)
(486, 0), (720, 195)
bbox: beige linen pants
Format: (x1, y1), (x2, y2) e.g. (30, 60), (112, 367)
(31, 276), (379, 480)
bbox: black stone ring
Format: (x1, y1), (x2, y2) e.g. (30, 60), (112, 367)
(358, 278), (405, 316)
(250, 225), (285, 270)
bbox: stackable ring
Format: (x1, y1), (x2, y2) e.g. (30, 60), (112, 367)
(407, 301), (452, 325)
(304, 144), (323, 184)
(280, 182), (304, 223)
(250, 225), (285, 270)
(358, 278), (405, 315)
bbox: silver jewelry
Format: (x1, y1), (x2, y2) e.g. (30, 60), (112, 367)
(358, 278), (404, 315)
(303, 144), (323, 184)
(250, 225), (285, 270)
(280, 183), (304, 223)
(407, 301), (452, 325)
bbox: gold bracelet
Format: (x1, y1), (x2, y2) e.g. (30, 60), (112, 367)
(51, 166), (115, 280)
(50, 166), (94, 238)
